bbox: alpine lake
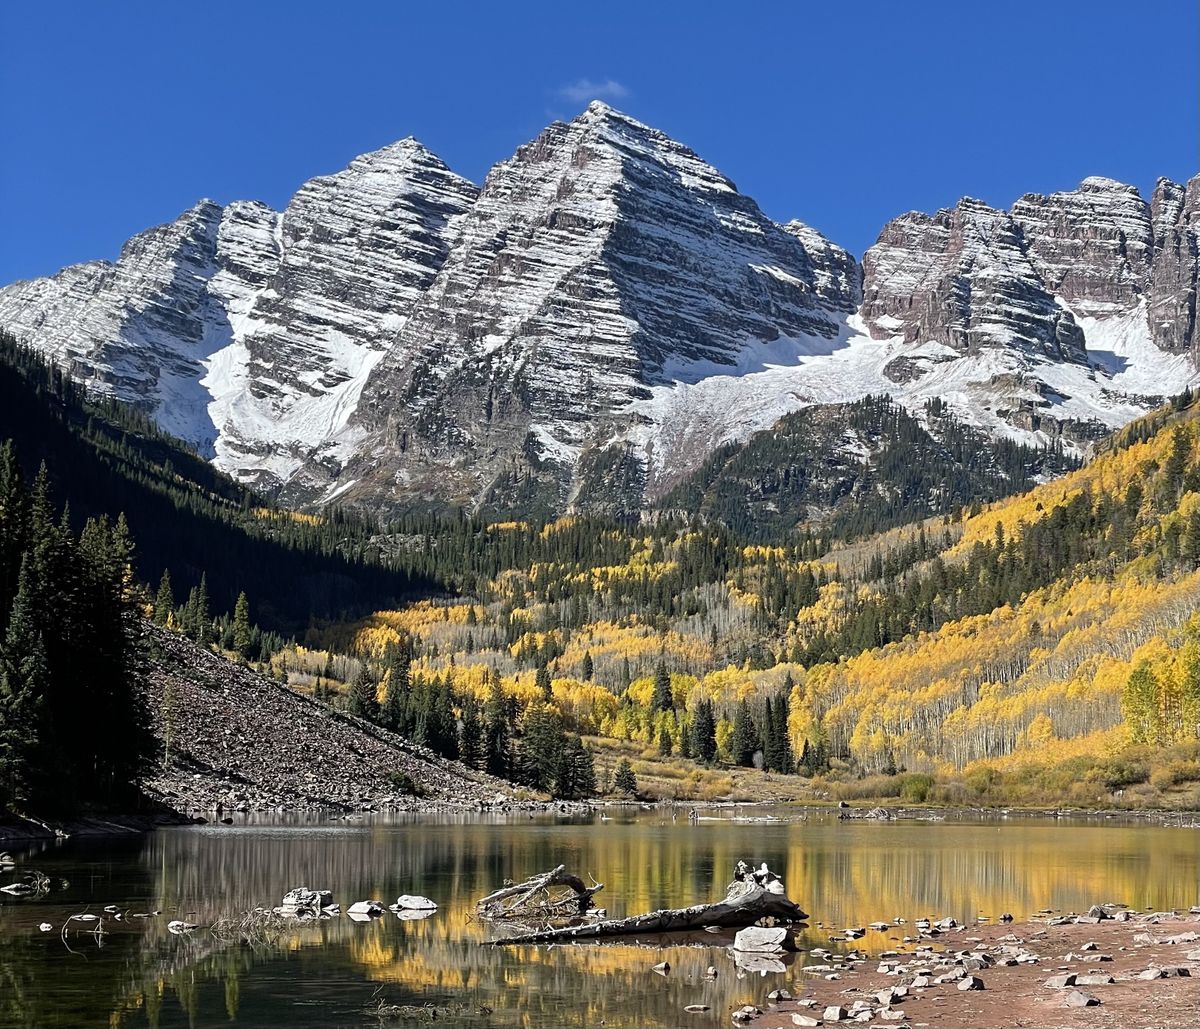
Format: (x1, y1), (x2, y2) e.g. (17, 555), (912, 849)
(1, 808), (1196, 1029)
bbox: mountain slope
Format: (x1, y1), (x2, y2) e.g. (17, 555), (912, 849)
(146, 625), (508, 811)
(0, 142), (477, 491)
(329, 101), (859, 513)
(0, 105), (1197, 522)
(658, 394), (1079, 541)
(0, 334), (430, 631)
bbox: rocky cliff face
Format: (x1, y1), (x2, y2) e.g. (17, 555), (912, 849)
(0, 140), (476, 488)
(0, 104), (1196, 518)
(333, 101), (860, 512)
(861, 197), (1085, 361)
(858, 174), (1200, 450)
(1147, 176), (1200, 354)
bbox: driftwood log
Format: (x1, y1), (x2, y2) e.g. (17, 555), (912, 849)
(483, 860), (807, 945)
(476, 864), (605, 921)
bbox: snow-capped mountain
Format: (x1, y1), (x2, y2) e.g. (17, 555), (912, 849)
(325, 101), (860, 511)
(0, 103), (1196, 516)
(0, 140), (476, 487)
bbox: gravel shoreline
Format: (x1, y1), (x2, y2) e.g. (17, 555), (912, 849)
(746, 910), (1200, 1029)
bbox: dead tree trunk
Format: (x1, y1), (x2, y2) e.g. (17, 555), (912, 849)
(482, 860), (807, 946)
(476, 864), (604, 921)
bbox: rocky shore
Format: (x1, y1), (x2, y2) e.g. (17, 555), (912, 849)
(143, 626), (513, 815)
(744, 907), (1200, 1029)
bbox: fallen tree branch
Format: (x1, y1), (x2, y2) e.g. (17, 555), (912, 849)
(476, 864), (604, 921)
(482, 860), (806, 945)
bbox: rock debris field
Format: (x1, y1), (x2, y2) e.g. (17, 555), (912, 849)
(143, 626), (512, 814)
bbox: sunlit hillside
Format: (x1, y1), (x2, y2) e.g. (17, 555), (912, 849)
(274, 395), (1200, 808)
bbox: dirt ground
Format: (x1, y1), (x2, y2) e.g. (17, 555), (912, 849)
(751, 912), (1200, 1029)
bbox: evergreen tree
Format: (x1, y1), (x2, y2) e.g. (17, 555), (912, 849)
(651, 660), (673, 711)
(535, 664), (552, 700)
(232, 591), (252, 658)
(658, 726), (674, 757)
(484, 670), (512, 778)
(517, 701), (565, 792)
(581, 651), (594, 680)
(0, 556), (50, 809)
(555, 735), (596, 799)
(348, 664), (379, 722)
(691, 698), (717, 763)
(772, 689), (795, 774)
(730, 699), (759, 767)
(458, 692), (484, 769)
(613, 757), (638, 796)
(154, 569), (174, 626)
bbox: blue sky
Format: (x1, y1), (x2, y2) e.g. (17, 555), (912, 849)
(2, 1), (1196, 283)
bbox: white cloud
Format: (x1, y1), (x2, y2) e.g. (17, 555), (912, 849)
(556, 78), (630, 103)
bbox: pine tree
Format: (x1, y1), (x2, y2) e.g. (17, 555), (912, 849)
(232, 591), (252, 658)
(581, 651), (594, 680)
(0, 556), (50, 810)
(730, 699), (759, 767)
(458, 692), (484, 769)
(348, 664), (379, 722)
(535, 664), (552, 700)
(613, 757), (638, 796)
(518, 701), (565, 791)
(658, 726), (673, 757)
(154, 569), (174, 626)
(773, 690), (795, 774)
(651, 660), (673, 711)
(484, 670), (512, 778)
(555, 735), (596, 799)
(691, 698), (717, 763)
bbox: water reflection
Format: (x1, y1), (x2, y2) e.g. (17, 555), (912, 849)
(0, 811), (1196, 1028)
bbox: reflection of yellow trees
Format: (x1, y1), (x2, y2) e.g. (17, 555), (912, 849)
(79, 815), (1200, 1029)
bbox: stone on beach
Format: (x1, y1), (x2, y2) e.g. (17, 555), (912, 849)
(733, 925), (795, 953)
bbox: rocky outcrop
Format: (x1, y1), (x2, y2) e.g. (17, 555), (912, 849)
(861, 197), (1085, 362)
(1148, 176), (1200, 354)
(213, 141), (478, 487)
(0, 141), (476, 490)
(1011, 176), (1153, 315)
(143, 625), (508, 812)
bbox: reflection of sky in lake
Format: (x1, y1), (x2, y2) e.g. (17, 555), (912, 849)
(1, 810), (1196, 1028)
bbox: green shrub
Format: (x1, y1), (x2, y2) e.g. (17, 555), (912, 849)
(899, 773), (935, 803)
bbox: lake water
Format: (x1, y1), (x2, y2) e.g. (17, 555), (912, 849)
(1, 809), (1196, 1029)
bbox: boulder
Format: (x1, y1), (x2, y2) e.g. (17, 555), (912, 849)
(280, 887), (332, 911)
(1064, 991), (1100, 1007)
(1076, 974), (1115, 985)
(1044, 973), (1077, 989)
(392, 894), (437, 911)
(733, 925), (796, 953)
(684, 1004), (709, 1014)
(791, 1016), (820, 1027)
(347, 900), (385, 917)
(823, 1006), (847, 1022)
(957, 975), (985, 991)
